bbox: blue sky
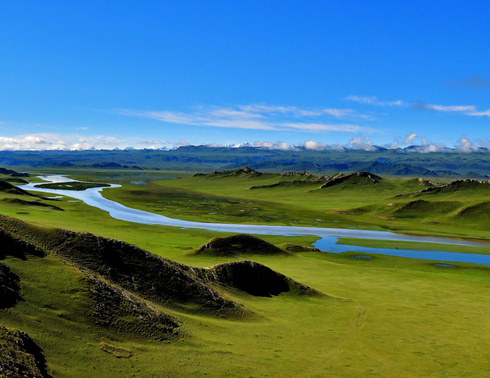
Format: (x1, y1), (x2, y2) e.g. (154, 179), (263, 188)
(0, 1), (489, 151)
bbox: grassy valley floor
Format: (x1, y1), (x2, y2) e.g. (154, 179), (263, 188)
(1, 169), (489, 376)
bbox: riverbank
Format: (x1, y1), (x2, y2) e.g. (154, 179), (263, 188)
(20, 175), (490, 265)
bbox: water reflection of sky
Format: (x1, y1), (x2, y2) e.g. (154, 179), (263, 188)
(20, 176), (490, 266)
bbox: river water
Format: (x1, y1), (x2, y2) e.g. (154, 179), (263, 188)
(20, 176), (490, 265)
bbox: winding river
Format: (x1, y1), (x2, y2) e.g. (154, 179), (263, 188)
(20, 176), (490, 266)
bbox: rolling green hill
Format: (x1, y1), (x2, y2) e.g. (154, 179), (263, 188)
(0, 214), (321, 376)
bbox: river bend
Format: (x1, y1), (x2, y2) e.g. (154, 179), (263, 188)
(20, 176), (490, 265)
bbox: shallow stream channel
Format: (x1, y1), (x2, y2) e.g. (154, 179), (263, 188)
(21, 176), (490, 266)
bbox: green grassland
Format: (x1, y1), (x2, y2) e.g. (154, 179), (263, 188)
(102, 169), (490, 241)
(1, 168), (490, 376)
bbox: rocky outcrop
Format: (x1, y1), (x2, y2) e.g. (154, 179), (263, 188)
(0, 325), (49, 378)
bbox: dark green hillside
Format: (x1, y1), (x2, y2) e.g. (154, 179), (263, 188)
(320, 171), (383, 188)
(457, 201), (490, 222)
(0, 213), (323, 374)
(0, 215), (242, 316)
(44, 229), (243, 315)
(0, 214), (318, 316)
(196, 234), (291, 256)
(0, 167), (29, 177)
(0, 181), (38, 197)
(0, 229), (46, 259)
(0, 168), (30, 186)
(420, 179), (490, 194)
(393, 200), (462, 218)
(0, 263), (21, 309)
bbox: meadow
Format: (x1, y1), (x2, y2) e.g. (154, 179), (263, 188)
(1, 168), (489, 377)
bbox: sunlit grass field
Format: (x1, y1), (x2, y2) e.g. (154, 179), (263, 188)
(1, 169), (489, 376)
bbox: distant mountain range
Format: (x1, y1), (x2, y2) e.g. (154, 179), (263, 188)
(0, 145), (488, 178)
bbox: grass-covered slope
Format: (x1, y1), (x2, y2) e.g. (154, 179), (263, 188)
(84, 273), (180, 341)
(0, 214), (242, 316)
(0, 213), (323, 374)
(196, 234), (291, 256)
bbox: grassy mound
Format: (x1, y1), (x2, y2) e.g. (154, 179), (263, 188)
(197, 167), (264, 178)
(0, 263), (21, 309)
(320, 171), (382, 189)
(0, 325), (49, 378)
(203, 260), (323, 297)
(456, 201), (490, 222)
(393, 200), (462, 218)
(421, 179), (490, 194)
(196, 234), (290, 256)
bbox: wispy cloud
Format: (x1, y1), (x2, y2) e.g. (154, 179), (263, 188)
(116, 104), (374, 133)
(348, 95), (490, 120)
(282, 123), (363, 132)
(346, 95), (406, 107)
(412, 102), (490, 117)
(445, 75), (490, 89)
(466, 109), (490, 117)
(413, 102), (476, 112)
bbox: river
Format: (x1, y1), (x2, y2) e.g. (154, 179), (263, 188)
(20, 176), (490, 265)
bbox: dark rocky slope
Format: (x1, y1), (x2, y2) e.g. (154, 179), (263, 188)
(0, 325), (50, 378)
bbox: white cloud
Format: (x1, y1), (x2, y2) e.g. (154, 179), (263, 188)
(346, 95), (406, 107)
(253, 141), (275, 149)
(252, 141), (293, 150)
(404, 132), (418, 144)
(0, 133), (180, 151)
(303, 140), (328, 150)
(116, 103), (375, 134)
(421, 104), (476, 112)
(467, 109), (490, 117)
(237, 104), (357, 118)
(348, 136), (375, 151)
(456, 136), (479, 152)
(276, 141), (290, 150)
